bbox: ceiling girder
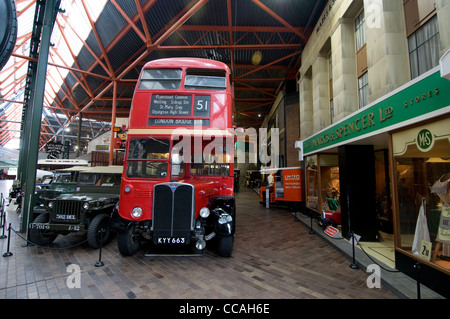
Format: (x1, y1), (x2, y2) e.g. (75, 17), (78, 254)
(0, 0), (324, 148)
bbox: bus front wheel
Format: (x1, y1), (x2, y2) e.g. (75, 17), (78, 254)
(117, 224), (140, 256)
(218, 235), (233, 257)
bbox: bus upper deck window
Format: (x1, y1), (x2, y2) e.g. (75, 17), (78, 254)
(139, 69), (182, 90)
(185, 69), (227, 91)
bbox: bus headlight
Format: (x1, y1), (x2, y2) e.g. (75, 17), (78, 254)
(124, 185), (132, 193)
(131, 207), (143, 218)
(218, 213), (232, 224)
(199, 207), (210, 218)
(196, 239), (206, 250)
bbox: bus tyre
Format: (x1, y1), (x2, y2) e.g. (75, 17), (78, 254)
(87, 213), (111, 249)
(29, 214), (57, 246)
(117, 225), (140, 256)
(218, 235), (233, 257)
(0, 0), (17, 70)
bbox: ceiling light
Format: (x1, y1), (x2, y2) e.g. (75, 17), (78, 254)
(251, 51), (262, 65)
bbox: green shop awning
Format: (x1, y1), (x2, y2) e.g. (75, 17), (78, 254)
(300, 67), (450, 156)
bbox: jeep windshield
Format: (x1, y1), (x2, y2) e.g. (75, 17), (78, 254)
(53, 173), (71, 183)
(126, 138), (170, 179)
(78, 173), (121, 186)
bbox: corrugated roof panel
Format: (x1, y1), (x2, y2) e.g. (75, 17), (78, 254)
(2, 0), (329, 148)
(94, 1), (130, 48)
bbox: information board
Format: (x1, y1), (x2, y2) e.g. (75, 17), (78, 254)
(437, 204), (450, 244)
(149, 94), (211, 127)
(150, 95), (192, 117)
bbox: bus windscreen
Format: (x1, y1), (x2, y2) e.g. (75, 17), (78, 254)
(138, 69), (182, 90)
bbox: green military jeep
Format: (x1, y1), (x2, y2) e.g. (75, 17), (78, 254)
(29, 165), (123, 248)
(33, 166), (91, 206)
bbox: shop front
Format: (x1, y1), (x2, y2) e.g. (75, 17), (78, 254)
(391, 116), (450, 297)
(298, 66), (450, 297)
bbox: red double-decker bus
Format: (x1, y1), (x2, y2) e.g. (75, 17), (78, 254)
(113, 58), (236, 257)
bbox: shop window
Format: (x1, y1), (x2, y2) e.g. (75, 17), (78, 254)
(305, 154), (340, 225)
(392, 118), (450, 273)
(305, 155), (319, 212)
(329, 52), (334, 124)
(320, 154), (340, 215)
(355, 9), (368, 108)
(408, 15), (441, 79)
(355, 10), (366, 52)
(403, 0), (436, 36)
(358, 72), (369, 109)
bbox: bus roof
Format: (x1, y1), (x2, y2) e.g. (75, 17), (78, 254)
(81, 165), (124, 174)
(142, 58), (230, 72)
(57, 166), (92, 172)
(38, 159), (89, 166)
(57, 165), (123, 174)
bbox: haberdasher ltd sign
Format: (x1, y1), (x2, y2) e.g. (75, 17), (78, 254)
(302, 67), (450, 155)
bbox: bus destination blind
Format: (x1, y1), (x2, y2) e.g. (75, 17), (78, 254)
(150, 94), (192, 117)
(149, 94), (211, 126)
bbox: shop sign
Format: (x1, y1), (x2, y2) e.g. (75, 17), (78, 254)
(416, 129), (434, 152)
(45, 142), (63, 159)
(302, 68), (450, 155)
(438, 205), (450, 244)
(316, 0), (337, 34)
(392, 117), (450, 156)
(324, 226), (340, 238)
(419, 240), (432, 261)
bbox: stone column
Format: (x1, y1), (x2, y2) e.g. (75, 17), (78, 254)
(436, 0), (450, 55)
(299, 73), (313, 139)
(312, 54), (330, 133)
(364, 0), (410, 102)
(331, 18), (358, 122)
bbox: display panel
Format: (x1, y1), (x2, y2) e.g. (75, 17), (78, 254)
(305, 155), (319, 211)
(392, 117), (450, 272)
(150, 95), (192, 117)
(319, 154), (340, 214)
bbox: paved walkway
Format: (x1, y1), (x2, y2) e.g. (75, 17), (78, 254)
(0, 181), (403, 300)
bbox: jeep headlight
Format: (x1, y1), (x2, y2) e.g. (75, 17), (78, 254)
(199, 207), (210, 218)
(82, 202), (90, 210)
(131, 207), (143, 218)
(48, 201), (54, 208)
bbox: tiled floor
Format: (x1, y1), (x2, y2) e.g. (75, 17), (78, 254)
(0, 180), (400, 299)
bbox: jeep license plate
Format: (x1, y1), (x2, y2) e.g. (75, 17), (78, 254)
(156, 237), (186, 244)
(55, 214), (77, 220)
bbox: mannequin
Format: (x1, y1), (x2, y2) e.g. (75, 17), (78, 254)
(431, 173), (450, 204)
(431, 172), (450, 261)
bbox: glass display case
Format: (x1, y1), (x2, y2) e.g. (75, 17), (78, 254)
(392, 117), (450, 273)
(305, 154), (341, 227)
(319, 154), (340, 214)
(305, 155), (318, 211)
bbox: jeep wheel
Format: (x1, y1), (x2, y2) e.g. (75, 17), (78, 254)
(87, 213), (111, 249)
(117, 224), (140, 256)
(29, 214), (57, 246)
(218, 235), (233, 257)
